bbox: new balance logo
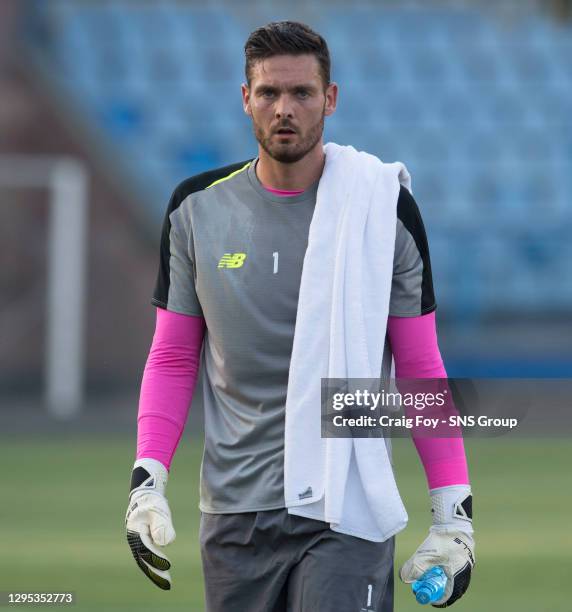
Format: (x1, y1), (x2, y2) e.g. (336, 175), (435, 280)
(218, 253), (247, 269)
(298, 486), (313, 500)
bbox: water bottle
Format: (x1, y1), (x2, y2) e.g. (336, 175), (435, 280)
(412, 566), (447, 605)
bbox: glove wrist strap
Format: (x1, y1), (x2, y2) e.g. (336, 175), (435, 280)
(429, 484), (473, 533)
(129, 457), (169, 499)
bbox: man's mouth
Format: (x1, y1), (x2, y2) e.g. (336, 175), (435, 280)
(276, 128), (296, 134)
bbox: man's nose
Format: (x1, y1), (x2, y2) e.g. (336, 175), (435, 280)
(275, 94), (294, 118)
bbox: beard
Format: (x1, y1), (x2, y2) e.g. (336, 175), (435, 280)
(252, 108), (325, 164)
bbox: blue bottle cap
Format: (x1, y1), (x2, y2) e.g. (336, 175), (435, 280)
(415, 587), (432, 605)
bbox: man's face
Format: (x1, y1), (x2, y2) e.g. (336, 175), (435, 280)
(242, 54), (337, 164)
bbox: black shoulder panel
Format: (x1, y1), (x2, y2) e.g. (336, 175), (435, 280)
(152, 159), (253, 308)
(169, 159), (254, 213)
(396, 185), (437, 314)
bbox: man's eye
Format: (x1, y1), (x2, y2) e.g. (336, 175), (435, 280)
(262, 90), (275, 97)
(297, 91), (309, 98)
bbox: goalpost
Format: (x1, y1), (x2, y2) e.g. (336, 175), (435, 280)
(0, 155), (88, 419)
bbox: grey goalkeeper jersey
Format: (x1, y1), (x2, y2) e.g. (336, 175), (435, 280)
(152, 157), (436, 513)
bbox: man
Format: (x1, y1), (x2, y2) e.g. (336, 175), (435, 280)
(125, 21), (475, 611)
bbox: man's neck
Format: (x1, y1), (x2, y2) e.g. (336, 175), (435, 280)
(255, 142), (325, 191)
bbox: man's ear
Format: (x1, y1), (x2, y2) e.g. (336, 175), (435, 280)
(324, 81), (338, 117)
(241, 83), (252, 116)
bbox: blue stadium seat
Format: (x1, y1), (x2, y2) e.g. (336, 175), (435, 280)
(451, 43), (502, 83)
(96, 97), (145, 140)
(429, 87), (478, 127)
(334, 84), (376, 125)
(406, 45), (451, 84)
(321, 8), (387, 47)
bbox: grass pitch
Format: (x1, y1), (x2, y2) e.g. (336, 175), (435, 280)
(1, 435), (569, 611)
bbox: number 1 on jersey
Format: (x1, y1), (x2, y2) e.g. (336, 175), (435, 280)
(272, 251), (279, 274)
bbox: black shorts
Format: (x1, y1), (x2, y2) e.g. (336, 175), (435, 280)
(199, 507), (395, 612)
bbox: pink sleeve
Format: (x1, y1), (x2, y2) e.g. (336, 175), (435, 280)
(136, 307), (206, 471)
(387, 311), (469, 489)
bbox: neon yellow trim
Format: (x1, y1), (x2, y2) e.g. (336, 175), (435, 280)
(206, 161), (252, 189)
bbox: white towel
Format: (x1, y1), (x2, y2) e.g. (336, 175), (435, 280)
(284, 142), (411, 542)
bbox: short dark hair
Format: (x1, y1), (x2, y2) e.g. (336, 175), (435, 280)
(244, 21), (331, 90)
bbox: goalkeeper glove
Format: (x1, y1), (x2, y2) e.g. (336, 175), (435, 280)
(125, 458), (176, 590)
(400, 485), (475, 607)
